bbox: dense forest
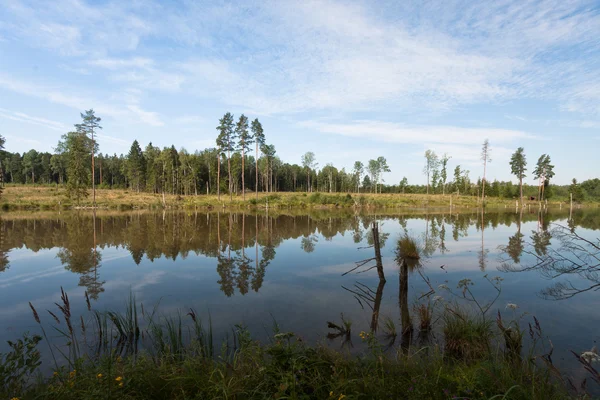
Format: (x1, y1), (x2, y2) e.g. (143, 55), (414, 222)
(0, 110), (598, 202)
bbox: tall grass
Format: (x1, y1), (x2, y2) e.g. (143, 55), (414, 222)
(0, 288), (588, 399)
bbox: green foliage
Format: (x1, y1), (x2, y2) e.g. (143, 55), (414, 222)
(570, 178), (585, 202)
(126, 140), (146, 192)
(443, 308), (494, 360)
(65, 132), (90, 204)
(0, 332), (42, 395)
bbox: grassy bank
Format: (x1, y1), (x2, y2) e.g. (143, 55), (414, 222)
(0, 185), (590, 211)
(1, 289), (592, 400)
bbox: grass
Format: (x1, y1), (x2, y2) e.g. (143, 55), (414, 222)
(0, 289), (588, 399)
(397, 234), (423, 260)
(0, 184), (589, 211)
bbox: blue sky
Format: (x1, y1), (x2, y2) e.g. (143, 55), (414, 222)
(0, 0), (599, 185)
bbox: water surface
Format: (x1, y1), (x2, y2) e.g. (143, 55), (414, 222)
(1, 208), (599, 379)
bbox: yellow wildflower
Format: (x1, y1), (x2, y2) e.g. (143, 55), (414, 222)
(11, 397), (20, 400)
(119, 382), (124, 388)
(338, 395), (346, 400)
(53, 372), (58, 377)
(115, 376), (123, 382)
(329, 392), (334, 397)
(97, 373), (103, 379)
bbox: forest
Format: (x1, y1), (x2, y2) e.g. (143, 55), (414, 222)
(0, 110), (598, 203)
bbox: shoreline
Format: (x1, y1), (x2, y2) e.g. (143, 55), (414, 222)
(1, 185), (594, 212)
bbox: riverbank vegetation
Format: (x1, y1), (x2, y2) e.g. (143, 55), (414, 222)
(1, 185), (595, 211)
(1, 113), (599, 208)
(1, 288), (591, 400)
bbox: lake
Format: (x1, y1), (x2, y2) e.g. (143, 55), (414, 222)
(1, 207), (599, 379)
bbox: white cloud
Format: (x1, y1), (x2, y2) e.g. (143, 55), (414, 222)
(0, 75), (163, 127)
(90, 57), (154, 70)
(301, 120), (533, 146)
(126, 105), (164, 127)
(0, 108), (67, 131)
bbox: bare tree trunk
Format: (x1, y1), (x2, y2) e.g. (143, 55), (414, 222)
(242, 148), (246, 200)
(482, 160), (487, 204)
(227, 150), (232, 202)
(91, 130), (96, 207)
(255, 142), (259, 200)
(217, 153), (221, 201)
(372, 222), (386, 282)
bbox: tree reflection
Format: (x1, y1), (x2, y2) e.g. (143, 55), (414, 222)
(56, 212), (104, 300)
(500, 225), (600, 300)
(217, 214), (274, 296)
(301, 236), (318, 253)
(505, 209), (525, 264)
(0, 217), (9, 273)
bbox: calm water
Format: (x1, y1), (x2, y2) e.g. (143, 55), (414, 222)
(1, 208), (599, 378)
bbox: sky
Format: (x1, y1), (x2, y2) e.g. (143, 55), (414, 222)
(0, 0), (599, 186)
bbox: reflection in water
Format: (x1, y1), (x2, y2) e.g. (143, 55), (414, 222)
(506, 209), (525, 264)
(0, 217), (8, 273)
(501, 223), (600, 300)
(1, 209), (599, 302)
(55, 213), (105, 300)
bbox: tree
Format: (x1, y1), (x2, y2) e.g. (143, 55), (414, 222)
(301, 152), (317, 193)
(533, 154), (555, 201)
(235, 114), (251, 200)
(423, 150), (439, 194)
(251, 119), (265, 199)
(453, 165), (462, 194)
(367, 159), (379, 193)
(216, 112), (236, 201)
(74, 109), (102, 207)
(376, 156), (390, 193)
(570, 178), (585, 203)
(480, 139), (492, 203)
(399, 177), (408, 194)
(353, 161), (364, 193)
(50, 154), (66, 184)
(65, 132), (90, 204)
(0, 135), (4, 197)
(509, 147), (527, 205)
(261, 144), (276, 193)
(22, 150), (40, 184)
(126, 140), (145, 192)
(440, 154), (451, 195)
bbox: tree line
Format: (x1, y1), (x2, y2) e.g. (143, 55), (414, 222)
(0, 111), (598, 202)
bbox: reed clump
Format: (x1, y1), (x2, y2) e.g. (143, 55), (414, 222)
(397, 234), (422, 260)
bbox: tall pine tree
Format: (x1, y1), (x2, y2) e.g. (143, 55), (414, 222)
(236, 114), (251, 200)
(251, 119), (265, 199)
(74, 110), (102, 206)
(216, 113), (235, 201)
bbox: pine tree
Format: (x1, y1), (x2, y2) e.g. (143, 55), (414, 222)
(236, 114), (251, 200)
(74, 110), (102, 207)
(251, 119), (265, 199)
(481, 139), (491, 203)
(66, 132), (90, 205)
(216, 113), (236, 201)
(126, 140), (146, 192)
(440, 154), (451, 195)
(0, 135), (4, 197)
(509, 147), (527, 205)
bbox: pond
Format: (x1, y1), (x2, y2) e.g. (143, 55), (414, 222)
(1, 207), (599, 380)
